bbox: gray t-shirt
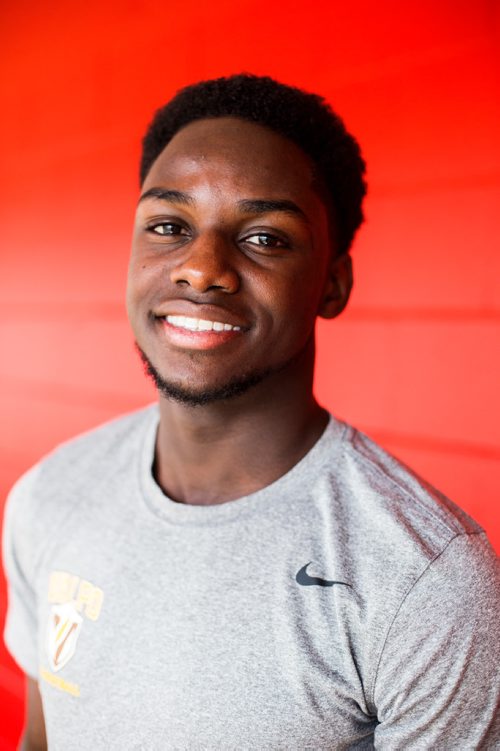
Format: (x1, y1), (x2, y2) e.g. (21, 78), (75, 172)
(3, 406), (499, 750)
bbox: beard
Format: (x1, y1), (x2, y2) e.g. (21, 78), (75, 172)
(136, 344), (280, 407)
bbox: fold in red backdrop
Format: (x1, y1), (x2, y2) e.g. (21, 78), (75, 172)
(0, 0), (499, 746)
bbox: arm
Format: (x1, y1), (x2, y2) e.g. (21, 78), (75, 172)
(18, 678), (47, 751)
(2, 469), (46, 749)
(373, 533), (500, 749)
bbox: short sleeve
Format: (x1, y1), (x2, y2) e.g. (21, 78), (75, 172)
(2, 466), (41, 679)
(373, 532), (500, 749)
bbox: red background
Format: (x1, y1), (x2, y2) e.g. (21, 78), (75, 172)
(0, 0), (499, 745)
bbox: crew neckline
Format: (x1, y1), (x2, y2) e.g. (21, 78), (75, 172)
(138, 406), (346, 526)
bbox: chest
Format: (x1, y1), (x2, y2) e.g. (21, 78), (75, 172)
(35, 517), (376, 749)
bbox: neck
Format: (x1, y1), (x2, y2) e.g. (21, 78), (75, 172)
(153, 342), (327, 505)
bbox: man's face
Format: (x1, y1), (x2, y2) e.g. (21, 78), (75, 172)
(127, 116), (343, 405)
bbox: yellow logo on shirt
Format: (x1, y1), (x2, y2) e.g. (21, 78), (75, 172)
(41, 571), (104, 693)
(48, 570), (104, 621)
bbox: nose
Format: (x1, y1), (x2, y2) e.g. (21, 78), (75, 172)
(169, 233), (240, 294)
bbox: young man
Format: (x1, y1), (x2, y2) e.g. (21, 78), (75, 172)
(3, 75), (499, 749)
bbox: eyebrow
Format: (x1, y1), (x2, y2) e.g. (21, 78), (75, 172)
(236, 198), (309, 223)
(138, 188), (309, 222)
(138, 188), (195, 207)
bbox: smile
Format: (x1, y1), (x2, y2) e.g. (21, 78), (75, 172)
(157, 314), (246, 351)
(164, 315), (242, 333)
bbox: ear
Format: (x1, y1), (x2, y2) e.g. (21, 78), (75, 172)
(317, 253), (353, 320)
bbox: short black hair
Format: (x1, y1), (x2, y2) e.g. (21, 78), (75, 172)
(140, 74), (366, 256)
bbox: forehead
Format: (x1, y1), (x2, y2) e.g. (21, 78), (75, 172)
(142, 117), (321, 202)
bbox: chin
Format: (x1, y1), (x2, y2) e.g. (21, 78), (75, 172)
(135, 344), (271, 407)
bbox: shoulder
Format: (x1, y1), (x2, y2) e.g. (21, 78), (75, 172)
(333, 420), (483, 554)
(37, 402), (158, 478)
(319, 418), (496, 645)
(2, 404), (158, 577)
(22, 402), (157, 489)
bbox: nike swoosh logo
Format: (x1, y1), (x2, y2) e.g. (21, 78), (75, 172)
(296, 562), (351, 588)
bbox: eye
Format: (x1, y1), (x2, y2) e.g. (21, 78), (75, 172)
(242, 232), (287, 249)
(146, 222), (189, 237)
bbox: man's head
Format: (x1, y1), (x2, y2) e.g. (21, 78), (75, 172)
(128, 75), (367, 407)
(140, 74), (366, 258)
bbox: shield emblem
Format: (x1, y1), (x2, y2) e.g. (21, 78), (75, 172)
(46, 602), (83, 672)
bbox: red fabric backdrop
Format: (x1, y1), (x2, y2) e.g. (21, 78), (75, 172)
(1, 0), (498, 745)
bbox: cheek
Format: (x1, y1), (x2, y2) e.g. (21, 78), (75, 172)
(280, 264), (327, 316)
(126, 267), (155, 334)
(127, 252), (161, 305)
(126, 261), (142, 312)
(265, 282), (322, 346)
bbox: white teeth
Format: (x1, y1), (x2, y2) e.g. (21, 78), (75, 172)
(165, 315), (241, 332)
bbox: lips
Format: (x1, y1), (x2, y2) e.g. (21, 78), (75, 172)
(153, 306), (249, 351)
